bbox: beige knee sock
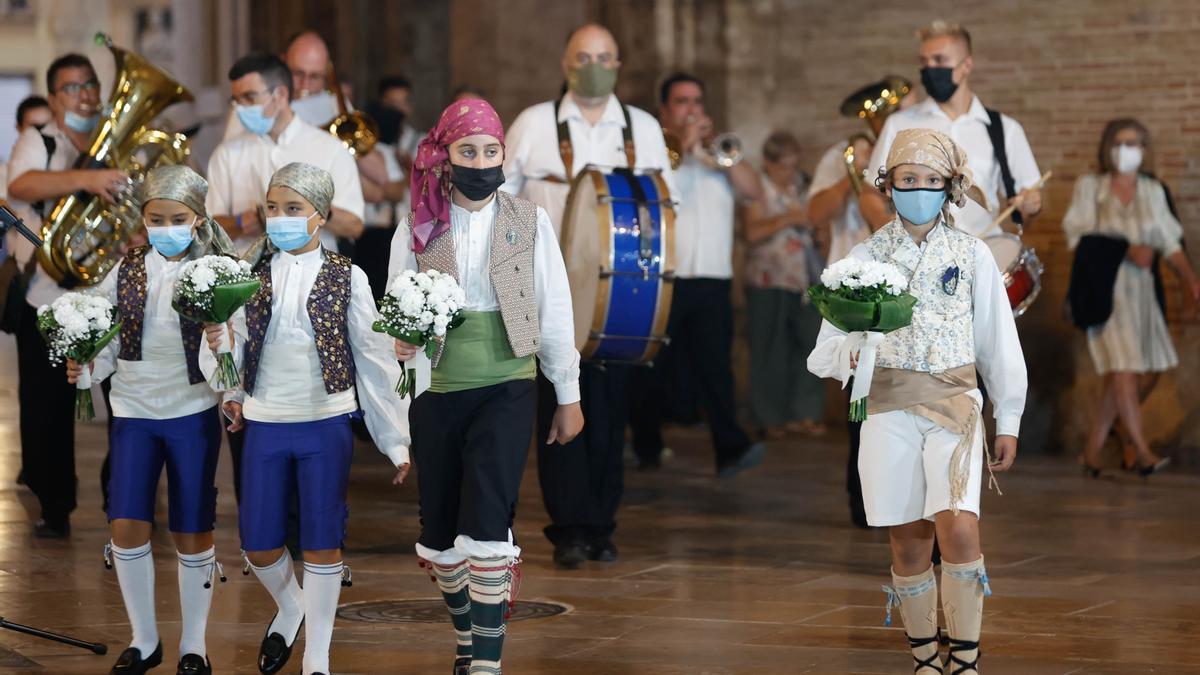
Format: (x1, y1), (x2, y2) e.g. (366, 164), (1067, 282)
(885, 566), (941, 674)
(941, 556), (991, 673)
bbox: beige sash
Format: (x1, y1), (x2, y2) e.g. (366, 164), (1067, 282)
(867, 365), (1000, 512)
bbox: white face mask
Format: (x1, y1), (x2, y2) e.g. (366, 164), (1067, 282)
(1112, 144), (1143, 175)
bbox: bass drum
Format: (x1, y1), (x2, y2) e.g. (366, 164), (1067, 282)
(559, 166), (675, 363)
(984, 233), (1044, 317)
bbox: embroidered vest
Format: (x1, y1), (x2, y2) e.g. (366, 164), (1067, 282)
(413, 191), (541, 358)
(865, 221), (977, 373)
(116, 246), (205, 385)
(241, 250), (356, 396)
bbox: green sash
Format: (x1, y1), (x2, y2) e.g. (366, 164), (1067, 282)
(430, 311), (536, 393)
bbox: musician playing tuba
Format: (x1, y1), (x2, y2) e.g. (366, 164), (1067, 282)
(5, 53), (130, 539)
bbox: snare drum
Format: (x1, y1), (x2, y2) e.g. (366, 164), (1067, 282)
(984, 233), (1044, 317)
(559, 165), (675, 363)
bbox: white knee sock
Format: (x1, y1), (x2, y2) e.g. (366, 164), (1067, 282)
(301, 561), (344, 675)
(111, 541), (159, 655)
(177, 547), (217, 658)
(249, 550), (304, 646)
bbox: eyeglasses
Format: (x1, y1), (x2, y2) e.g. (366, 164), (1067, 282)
(231, 89), (272, 106)
(57, 81), (99, 96)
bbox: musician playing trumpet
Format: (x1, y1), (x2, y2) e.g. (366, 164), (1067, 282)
(629, 72), (764, 477)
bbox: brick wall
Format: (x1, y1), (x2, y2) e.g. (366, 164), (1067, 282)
(444, 0), (1200, 454)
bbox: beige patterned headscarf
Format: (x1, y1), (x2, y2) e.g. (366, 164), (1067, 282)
(139, 164), (237, 260)
(882, 128), (987, 227)
(242, 162), (336, 269)
(268, 162), (334, 218)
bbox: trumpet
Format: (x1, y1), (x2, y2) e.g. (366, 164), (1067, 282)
(709, 133), (743, 168)
(323, 62), (377, 157)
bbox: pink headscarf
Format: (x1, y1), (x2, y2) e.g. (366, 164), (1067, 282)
(409, 98), (506, 252)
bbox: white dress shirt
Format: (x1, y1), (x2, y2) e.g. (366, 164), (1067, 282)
(867, 96), (1041, 239)
(363, 141), (407, 228)
(500, 93), (676, 234)
(206, 115), (364, 253)
(91, 250), (223, 419)
(673, 154), (735, 279)
(202, 247), (411, 467)
(5, 121), (80, 309)
(388, 197), (581, 405)
(809, 140), (871, 263)
(806, 222), (1027, 437)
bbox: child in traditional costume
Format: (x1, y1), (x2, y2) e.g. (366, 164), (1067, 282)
(67, 165), (235, 675)
(391, 98), (583, 675)
(206, 162), (411, 675)
(808, 129), (1027, 674)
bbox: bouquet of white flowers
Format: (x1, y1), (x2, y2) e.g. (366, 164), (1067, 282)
(374, 269), (467, 397)
(172, 255), (260, 388)
(808, 258), (917, 421)
(37, 292), (122, 421)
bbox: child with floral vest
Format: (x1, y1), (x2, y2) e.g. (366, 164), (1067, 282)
(204, 162), (410, 675)
(808, 129), (1027, 674)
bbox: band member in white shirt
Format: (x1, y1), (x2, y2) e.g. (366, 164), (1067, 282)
(860, 20), (1043, 238)
(629, 72), (765, 477)
(499, 23), (673, 569)
(6, 53), (130, 538)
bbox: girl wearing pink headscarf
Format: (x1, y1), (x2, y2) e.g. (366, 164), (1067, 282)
(387, 98), (583, 675)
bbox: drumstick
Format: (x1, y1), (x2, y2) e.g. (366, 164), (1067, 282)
(990, 170), (1052, 229)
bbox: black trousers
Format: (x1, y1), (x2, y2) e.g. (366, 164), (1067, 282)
(537, 363), (627, 546)
(412, 380), (535, 551)
(629, 278), (752, 467)
(351, 226), (397, 301)
(16, 301), (77, 528)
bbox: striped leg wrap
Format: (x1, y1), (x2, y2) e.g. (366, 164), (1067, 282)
(433, 561), (473, 659)
(467, 556), (514, 675)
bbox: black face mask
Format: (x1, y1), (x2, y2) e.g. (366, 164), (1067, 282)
(365, 102), (405, 146)
(451, 164), (505, 201)
(920, 66), (959, 103)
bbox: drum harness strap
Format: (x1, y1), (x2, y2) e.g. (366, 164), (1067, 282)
(984, 107), (1021, 230)
(554, 96), (655, 276)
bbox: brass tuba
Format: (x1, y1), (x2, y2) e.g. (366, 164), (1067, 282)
(39, 32), (193, 287)
(324, 62), (377, 157)
(838, 75), (912, 194)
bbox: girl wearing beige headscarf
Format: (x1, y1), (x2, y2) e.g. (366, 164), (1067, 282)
(62, 164), (235, 673)
(202, 161), (412, 675)
(807, 129), (1028, 673)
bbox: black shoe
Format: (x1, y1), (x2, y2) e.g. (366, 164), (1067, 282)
(110, 642), (162, 674)
(33, 519), (70, 539)
(258, 614), (303, 675)
(587, 539), (618, 562)
(553, 542), (588, 569)
(716, 442), (766, 479)
(176, 653), (210, 675)
(453, 656), (471, 674)
(1138, 457), (1170, 477)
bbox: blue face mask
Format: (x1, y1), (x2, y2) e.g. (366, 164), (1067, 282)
(147, 222), (195, 258)
(266, 213), (318, 251)
(63, 110), (100, 133)
(891, 186), (947, 226)
(235, 103), (276, 136)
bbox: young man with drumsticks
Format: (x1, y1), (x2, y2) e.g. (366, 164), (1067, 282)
(860, 20), (1044, 238)
(500, 23), (675, 569)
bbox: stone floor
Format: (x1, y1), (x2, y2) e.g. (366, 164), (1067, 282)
(0, 337), (1198, 674)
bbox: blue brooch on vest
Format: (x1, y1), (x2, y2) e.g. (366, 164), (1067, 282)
(506, 229), (518, 245)
(941, 265), (960, 295)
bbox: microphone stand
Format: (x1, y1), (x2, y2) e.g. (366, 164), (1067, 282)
(0, 203), (109, 656)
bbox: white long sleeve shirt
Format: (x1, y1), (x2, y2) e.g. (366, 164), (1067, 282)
(499, 94), (676, 234)
(201, 247), (411, 467)
(91, 250), (224, 419)
(806, 226), (1027, 437)
(388, 198), (581, 404)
